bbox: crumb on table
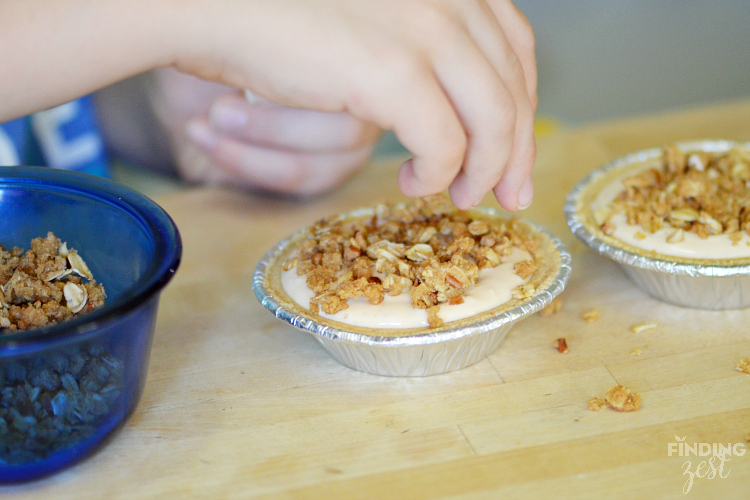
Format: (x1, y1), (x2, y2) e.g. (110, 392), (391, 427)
(630, 322), (657, 334)
(553, 337), (568, 354)
(736, 358), (750, 374)
(589, 385), (642, 412)
(582, 308), (601, 323)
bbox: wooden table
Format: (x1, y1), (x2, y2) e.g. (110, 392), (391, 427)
(5, 100), (750, 499)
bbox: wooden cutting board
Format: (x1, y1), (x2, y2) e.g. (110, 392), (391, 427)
(5, 100), (750, 499)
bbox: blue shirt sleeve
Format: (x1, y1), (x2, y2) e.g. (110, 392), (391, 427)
(0, 95), (110, 177)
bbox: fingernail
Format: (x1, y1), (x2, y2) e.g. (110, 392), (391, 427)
(186, 120), (218, 151)
(210, 103), (247, 132)
(517, 177), (534, 210)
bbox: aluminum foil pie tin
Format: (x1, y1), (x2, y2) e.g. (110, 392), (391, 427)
(565, 140), (750, 310)
(254, 207), (572, 377)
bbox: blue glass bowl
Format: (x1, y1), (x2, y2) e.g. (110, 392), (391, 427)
(0, 167), (181, 482)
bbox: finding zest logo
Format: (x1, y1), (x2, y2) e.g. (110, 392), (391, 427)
(667, 435), (746, 494)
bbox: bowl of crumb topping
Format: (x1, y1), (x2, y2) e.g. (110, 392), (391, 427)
(565, 140), (750, 309)
(0, 167), (181, 482)
(254, 196), (571, 376)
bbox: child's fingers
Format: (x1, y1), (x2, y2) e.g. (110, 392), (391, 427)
(185, 117), (375, 195)
(494, 167), (534, 211)
(434, 1), (535, 210)
(488, 0), (538, 110)
(371, 63), (467, 199)
(176, 0), (538, 208)
(464, 0), (536, 211)
(209, 94), (381, 153)
(386, 4), (524, 208)
(432, 38), (518, 210)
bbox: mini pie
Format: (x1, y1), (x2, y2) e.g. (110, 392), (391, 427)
(261, 196), (564, 338)
(574, 143), (750, 266)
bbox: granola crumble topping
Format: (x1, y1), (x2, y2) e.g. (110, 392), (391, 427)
(1, 232), (106, 332)
(597, 145), (750, 242)
(284, 196), (538, 328)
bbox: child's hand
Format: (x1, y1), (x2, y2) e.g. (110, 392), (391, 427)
(4, 0), (536, 209)
(152, 70), (380, 196)
(176, 0), (537, 210)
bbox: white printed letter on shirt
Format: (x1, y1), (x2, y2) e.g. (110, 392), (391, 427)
(31, 101), (103, 170)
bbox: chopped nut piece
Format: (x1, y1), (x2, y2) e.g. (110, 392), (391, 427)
(553, 338), (568, 353)
(582, 308), (601, 323)
(539, 298), (563, 317)
(634, 231), (647, 241)
(630, 322), (657, 334)
(736, 358), (750, 375)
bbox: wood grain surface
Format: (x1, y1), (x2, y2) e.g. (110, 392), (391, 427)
(4, 100), (750, 499)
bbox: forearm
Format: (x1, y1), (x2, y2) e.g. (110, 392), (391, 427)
(0, 0), (178, 121)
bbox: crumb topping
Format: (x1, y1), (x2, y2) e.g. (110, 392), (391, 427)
(283, 196), (538, 327)
(1, 232), (106, 332)
(597, 145), (750, 240)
